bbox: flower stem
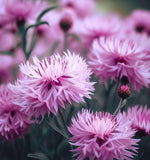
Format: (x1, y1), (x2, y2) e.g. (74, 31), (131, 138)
(113, 98), (125, 116)
(14, 140), (20, 160)
(63, 32), (68, 52)
(58, 107), (71, 138)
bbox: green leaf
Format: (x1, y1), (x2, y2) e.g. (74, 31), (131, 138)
(27, 152), (49, 160)
(22, 21), (49, 59)
(36, 6), (58, 22)
(46, 121), (69, 139)
(0, 51), (14, 55)
(68, 33), (80, 42)
(27, 38), (37, 57)
(50, 41), (60, 55)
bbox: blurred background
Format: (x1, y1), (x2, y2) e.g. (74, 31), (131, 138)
(97, 0), (150, 15)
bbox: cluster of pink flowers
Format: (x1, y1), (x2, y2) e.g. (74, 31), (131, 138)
(0, 0), (150, 159)
(0, 50), (95, 139)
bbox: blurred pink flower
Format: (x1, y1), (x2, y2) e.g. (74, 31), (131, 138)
(1, 0), (47, 26)
(88, 36), (150, 91)
(81, 14), (122, 39)
(0, 55), (14, 84)
(13, 51), (95, 118)
(0, 84), (32, 140)
(0, 30), (15, 51)
(68, 109), (139, 160)
(59, 0), (95, 18)
(125, 105), (150, 136)
(70, 14), (123, 55)
(125, 9), (150, 36)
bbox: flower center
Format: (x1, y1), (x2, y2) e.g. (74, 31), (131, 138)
(66, 2), (74, 8)
(96, 137), (106, 147)
(135, 25), (145, 33)
(11, 111), (15, 117)
(115, 57), (126, 64)
(8, 110), (16, 125)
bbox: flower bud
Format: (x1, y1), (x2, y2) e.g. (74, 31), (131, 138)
(118, 85), (130, 99)
(59, 18), (72, 32)
(59, 8), (75, 32)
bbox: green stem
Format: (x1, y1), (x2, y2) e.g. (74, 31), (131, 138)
(103, 81), (116, 112)
(58, 107), (71, 138)
(113, 98), (124, 116)
(14, 140), (20, 160)
(63, 32), (68, 52)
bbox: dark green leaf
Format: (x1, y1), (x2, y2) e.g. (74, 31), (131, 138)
(0, 51), (14, 55)
(22, 21), (49, 59)
(27, 152), (49, 160)
(46, 121), (69, 139)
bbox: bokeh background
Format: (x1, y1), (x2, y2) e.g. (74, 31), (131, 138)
(97, 0), (150, 14)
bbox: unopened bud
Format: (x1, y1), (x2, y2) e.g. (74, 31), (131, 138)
(59, 8), (75, 32)
(118, 85), (130, 99)
(59, 18), (72, 32)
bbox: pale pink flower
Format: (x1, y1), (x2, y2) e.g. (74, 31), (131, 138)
(68, 109), (139, 160)
(81, 14), (122, 39)
(70, 14), (123, 54)
(13, 51), (95, 118)
(88, 36), (150, 91)
(59, 0), (95, 18)
(0, 84), (32, 140)
(125, 105), (150, 136)
(0, 31), (15, 51)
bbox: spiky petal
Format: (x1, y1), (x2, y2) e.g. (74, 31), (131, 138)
(68, 109), (139, 160)
(13, 51), (95, 119)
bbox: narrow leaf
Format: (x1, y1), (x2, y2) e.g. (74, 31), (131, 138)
(22, 21), (49, 59)
(46, 121), (69, 139)
(36, 6), (58, 22)
(50, 41), (60, 55)
(68, 33), (80, 41)
(27, 152), (49, 160)
(0, 51), (14, 55)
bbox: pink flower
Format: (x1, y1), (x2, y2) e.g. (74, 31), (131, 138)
(125, 9), (150, 36)
(13, 51), (95, 118)
(59, 0), (95, 18)
(81, 14), (122, 39)
(125, 105), (150, 135)
(88, 36), (150, 91)
(68, 109), (139, 160)
(0, 84), (32, 140)
(70, 14), (123, 55)
(1, 0), (47, 26)
(0, 31), (15, 51)
(0, 55), (15, 84)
